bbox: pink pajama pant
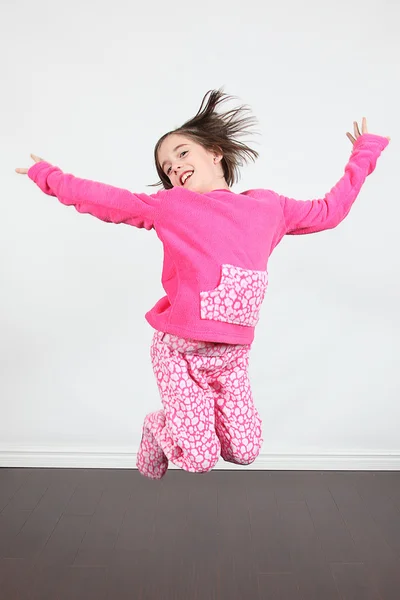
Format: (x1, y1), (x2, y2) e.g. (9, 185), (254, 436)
(136, 331), (263, 479)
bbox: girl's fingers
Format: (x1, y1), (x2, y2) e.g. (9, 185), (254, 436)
(354, 121), (361, 137)
(346, 132), (356, 144)
(362, 117), (368, 134)
(15, 154), (44, 174)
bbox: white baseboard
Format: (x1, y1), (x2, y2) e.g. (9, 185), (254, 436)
(0, 448), (399, 470)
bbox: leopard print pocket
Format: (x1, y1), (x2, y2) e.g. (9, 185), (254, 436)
(200, 264), (268, 327)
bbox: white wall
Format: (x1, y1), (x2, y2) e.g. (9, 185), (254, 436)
(1, 0), (399, 469)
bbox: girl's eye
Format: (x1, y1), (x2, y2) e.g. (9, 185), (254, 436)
(166, 150), (188, 175)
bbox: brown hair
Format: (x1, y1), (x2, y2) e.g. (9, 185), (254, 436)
(147, 87), (261, 190)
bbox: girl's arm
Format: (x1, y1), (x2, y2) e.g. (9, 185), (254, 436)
(278, 132), (389, 235)
(26, 161), (160, 229)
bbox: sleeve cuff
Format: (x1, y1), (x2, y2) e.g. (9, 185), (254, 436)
(353, 133), (389, 151)
(27, 160), (54, 181)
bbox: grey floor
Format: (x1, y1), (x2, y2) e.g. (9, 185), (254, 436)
(1, 467), (400, 599)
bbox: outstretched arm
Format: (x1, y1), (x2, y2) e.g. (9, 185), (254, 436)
(16, 155), (160, 229)
(278, 119), (390, 235)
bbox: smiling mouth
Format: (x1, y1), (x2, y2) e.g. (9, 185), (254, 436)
(181, 171), (194, 186)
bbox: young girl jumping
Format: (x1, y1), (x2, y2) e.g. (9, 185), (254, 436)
(16, 88), (390, 480)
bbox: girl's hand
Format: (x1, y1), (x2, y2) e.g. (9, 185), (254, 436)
(15, 154), (45, 175)
(346, 118), (391, 145)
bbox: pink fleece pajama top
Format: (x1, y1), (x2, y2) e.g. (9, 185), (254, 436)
(27, 133), (389, 345)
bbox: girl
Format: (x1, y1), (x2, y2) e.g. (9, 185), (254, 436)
(16, 89), (390, 480)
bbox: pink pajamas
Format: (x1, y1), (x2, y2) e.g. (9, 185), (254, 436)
(136, 331), (263, 479)
(26, 138), (389, 482)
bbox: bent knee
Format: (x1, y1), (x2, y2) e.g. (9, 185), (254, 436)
(223, 439), (262, 465)
(184, 442), (220, 474)
(236, 449), (260, 465)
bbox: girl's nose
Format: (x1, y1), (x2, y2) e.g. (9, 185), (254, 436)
(174, 165), (183, 177)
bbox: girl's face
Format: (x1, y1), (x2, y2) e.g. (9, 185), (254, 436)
(157, 134), (229, 193)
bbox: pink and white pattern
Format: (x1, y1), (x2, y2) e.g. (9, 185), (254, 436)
(200, 264), (268, 327)
(136, 331), (263, 480)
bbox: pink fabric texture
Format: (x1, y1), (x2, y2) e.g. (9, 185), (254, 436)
(136, 331), (263, 479)
(200, 264), (268, 327)
(27, 134), (389, 346)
